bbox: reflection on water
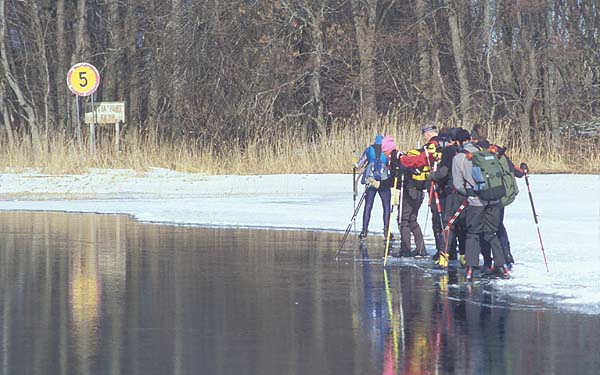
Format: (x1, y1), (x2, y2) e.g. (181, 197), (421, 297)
(0, 211), (598, 375)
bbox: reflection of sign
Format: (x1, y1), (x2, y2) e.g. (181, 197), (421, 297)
(84, 102), (125, 124)
(67, 63), (100, 96)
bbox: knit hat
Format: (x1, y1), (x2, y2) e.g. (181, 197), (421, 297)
(455, 129), (471, 143)
(374, 134), (383, 144)
(438, 132), (451, 144)
(381, 135), (396, 156)
(421, 122), (437, 134)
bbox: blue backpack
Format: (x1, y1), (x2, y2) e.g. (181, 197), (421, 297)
(362, 144), (389, 183)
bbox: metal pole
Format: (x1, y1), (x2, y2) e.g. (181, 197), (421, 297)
(336, 191), (368, 260)
(524, 173), (549, 272)
(384, 175), (399, 264)
(75, 96), (83, 156)
(384, 174), (404, 267)
(90, 94), (96, 156)
(115, 121), (121, 155)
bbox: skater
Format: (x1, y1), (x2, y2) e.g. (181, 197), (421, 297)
(485, 142), (527, 269)
(452, 131), (510, 281)
(421, 123), (446, 257)
(429, 128), (464, 268)
(355, 135), (392, 241)
(389, 123), (439, 257)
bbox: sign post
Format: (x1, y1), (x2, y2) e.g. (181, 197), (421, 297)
(67, 63), (100, 156)
(84, 102), (126, 155)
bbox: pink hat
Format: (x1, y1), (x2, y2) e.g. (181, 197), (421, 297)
(381, 135), (396, 157)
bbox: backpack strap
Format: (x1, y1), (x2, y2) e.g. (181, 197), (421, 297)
(461, 149), (473, 160)
(372, 143), (382, 160)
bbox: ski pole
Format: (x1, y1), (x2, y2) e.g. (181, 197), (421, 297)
(432, 184), (446, 243)
(522, 166), (549, 272)
(352, 150), (358, 238)
(336, 190), (367, 260)
(384, 175), (399, 264)
(385, 174), (404, 267)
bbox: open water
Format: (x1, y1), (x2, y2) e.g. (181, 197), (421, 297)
(0, 211), (598, 375)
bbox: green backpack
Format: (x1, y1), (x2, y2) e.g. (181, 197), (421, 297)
(498, 155), (519, 207)
(467, 149), (507, 201)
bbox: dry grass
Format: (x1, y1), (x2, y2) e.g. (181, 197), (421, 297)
(0, 115), (598, 175)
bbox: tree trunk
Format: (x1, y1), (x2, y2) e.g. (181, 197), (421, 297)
(351, 0), (377, 125)
(31, 1), (51, 150)
(482, 0), (496, 120)
(169, 0), (184, 125)
(0, 80), (15, 146)
(72, 0), (87, 63)
(447, 0), (470, 122)
(544, 1), (560, 146)
(0, 0), (42, 154)
(416, 0), (431, 114)
(70, 0), (88, 148)
(105, 0), (122, 101)
(310, 3), (325, 135)
(55, 0), (69, 134)
(126, 1), (140, 127)
(518, 13), (537, 148)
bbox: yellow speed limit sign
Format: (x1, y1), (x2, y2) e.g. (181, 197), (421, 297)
(67, 63), (100, 96)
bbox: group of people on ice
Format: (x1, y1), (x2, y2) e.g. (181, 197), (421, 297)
(355, 122), (528, 281)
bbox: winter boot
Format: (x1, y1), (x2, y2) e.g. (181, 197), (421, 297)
(359, 229), (368, 240)
(499, 265), (510, 279)
(465, 267), (474, 282)
(384, 232), (396, 242)
(434, 252), (449, 269)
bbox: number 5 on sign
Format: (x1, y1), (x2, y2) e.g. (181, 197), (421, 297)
(67, 63), (100, 97)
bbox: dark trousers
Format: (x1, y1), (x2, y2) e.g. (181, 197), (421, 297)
(465, 203), (507, 268)
(362, 186), (391, 234)
(429, 191), (445, 252)
(481, 207), (511, 266)
(398, 186), (424, 253)
(497, 208), (510, 251)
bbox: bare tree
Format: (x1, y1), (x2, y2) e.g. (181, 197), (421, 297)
(543, 0), (559, 145)
(351, 0), (378, 125)
(447, 0), (470, 122)
(0, 0), (42, 154)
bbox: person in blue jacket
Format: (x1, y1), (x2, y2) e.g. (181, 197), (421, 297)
(355, 135), (392, 241)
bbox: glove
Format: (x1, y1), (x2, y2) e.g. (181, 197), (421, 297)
(425, 143), (437, 154)
(390, 149), (406, 177)
(520, 162), (529, 174)
(366, 177), (380, 189)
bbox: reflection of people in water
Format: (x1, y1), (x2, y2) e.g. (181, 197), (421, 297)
(360, 242), (513, 374)
(359, 242), (399, 375)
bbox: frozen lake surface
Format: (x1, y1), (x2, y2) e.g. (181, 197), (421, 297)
(0, 211), (598, 375)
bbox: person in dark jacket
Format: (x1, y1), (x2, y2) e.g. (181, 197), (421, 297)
(430, 128), (466, 267)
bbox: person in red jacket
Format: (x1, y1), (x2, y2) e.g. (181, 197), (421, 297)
(388, 122), (440, 257)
